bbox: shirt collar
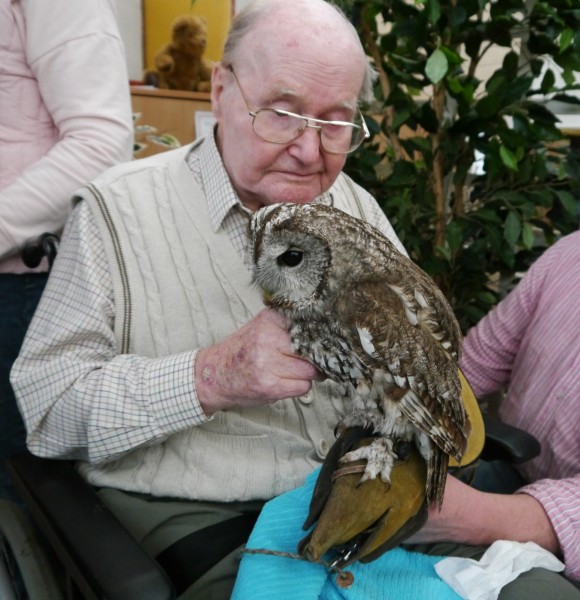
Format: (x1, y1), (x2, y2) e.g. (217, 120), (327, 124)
(195, 131), (241, 232)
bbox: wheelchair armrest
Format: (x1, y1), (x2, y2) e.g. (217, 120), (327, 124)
(7, 452), (175, 600)
(480, 414), (541, 464)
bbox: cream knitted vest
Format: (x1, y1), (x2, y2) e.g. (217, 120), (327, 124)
(76, 144), (373, 501)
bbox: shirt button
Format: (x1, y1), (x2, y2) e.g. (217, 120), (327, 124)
(298, 393), (313, 405)
(317, 439), (330, 458)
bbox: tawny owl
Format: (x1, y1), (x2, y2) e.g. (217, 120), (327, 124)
(249, 202), (471, 512)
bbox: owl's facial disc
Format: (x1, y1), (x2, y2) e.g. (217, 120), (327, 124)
(254, 232), (330, 309)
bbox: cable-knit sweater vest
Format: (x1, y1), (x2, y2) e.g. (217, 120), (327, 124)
(74, 144), (375, 501)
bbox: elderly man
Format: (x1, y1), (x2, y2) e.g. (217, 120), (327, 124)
(12, 1), (403, 597)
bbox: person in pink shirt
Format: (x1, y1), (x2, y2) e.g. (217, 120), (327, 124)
(408, 229), (580, 598)
(0, 0), (133, 502)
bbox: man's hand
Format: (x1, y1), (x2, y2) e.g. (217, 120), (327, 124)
(195, 308), (321, 415)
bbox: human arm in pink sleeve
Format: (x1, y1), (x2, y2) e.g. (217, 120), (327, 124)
(520, 476), (580, 580)
(456, 239), (580, 580)
(458, 263), (542, 398)
(0, 0), (133, 260)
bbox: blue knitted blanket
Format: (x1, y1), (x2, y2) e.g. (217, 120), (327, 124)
(232, 468), (461, 600)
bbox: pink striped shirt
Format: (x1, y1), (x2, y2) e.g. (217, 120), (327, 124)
(459, 230), (580, 581)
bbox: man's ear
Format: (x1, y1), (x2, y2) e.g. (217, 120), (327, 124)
(211, 63), (228, 121)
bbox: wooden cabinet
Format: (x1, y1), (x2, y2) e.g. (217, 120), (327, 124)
(131, 87), (213, 158)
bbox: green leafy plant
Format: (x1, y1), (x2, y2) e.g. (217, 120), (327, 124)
(337, 0), (580, 330)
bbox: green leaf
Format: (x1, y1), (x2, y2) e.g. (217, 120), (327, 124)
(427, 0), (441, 25)
(392, 108), (412, 129)
(498, 191), (527, 206)
(474, 208), (502, 224)
(529, 189), (554, 208)
(465, 31), (483, 60)
(556, 190), (577, 217)
(504, 211), (521, 246)
(486, 71), (507, 96)
(475, 95), (502, 118)
(540, 69), (555, 94)
(425, 49), (448, 84)
(440, 46), (462, 66)
(486, 21), (512, 47)
(475, 291), (498, 305)
(449, 6), (467, 28)
(435, 244), (452, 261)
(522, 222), (535, 250)
(446, 221), (463, 253)
(560, 28), (574, 54)
(498, 244), (516, 269)
(500, 146), (519, 172)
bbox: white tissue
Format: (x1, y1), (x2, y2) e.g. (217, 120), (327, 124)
(434, 540), (565, 600)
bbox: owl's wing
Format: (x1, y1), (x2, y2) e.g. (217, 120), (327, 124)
(334, 278), (468, 461)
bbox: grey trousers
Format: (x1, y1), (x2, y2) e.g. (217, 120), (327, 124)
(98, 488), (263, 600)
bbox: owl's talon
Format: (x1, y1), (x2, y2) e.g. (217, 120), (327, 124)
(340, 437), (396, 484)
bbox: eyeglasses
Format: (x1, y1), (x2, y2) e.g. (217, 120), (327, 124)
(228, 66), (370, 155)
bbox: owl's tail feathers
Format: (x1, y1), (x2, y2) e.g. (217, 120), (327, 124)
(426, 446), (448, 509)
(427, 370), (485, 508)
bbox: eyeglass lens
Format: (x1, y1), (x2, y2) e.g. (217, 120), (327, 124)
(252, 109), (364, 154)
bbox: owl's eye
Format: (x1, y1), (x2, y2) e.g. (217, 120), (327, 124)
(277, 249), (304, 267)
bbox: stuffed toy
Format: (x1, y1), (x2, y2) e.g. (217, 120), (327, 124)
(144, 15), (213, 92)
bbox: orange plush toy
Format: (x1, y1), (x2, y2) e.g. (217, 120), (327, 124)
(145, 15), (213, 92)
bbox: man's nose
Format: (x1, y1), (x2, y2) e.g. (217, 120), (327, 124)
(289, 125), (323, 161)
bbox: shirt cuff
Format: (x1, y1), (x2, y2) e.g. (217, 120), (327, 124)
(147, 349), (212, 433)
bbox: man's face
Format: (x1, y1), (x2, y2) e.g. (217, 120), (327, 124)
(211, 38), (365, 211)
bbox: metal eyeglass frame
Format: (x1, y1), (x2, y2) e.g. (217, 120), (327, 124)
(227, 65), (370, 154)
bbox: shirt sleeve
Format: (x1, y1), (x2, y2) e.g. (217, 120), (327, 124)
(458, 257), (545, 397)
(519, 476), (580, 581)
(11, 202), (211, 465)
(0, 0), (134, 258)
